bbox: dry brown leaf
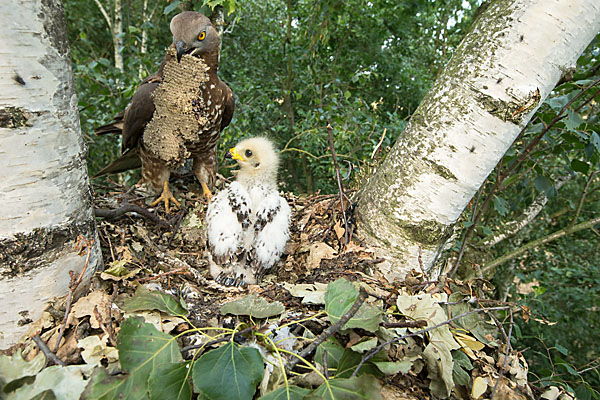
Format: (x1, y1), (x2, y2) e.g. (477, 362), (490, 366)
(333, 220), (345, 240)
(69, 290), (113, 329)
(306, 242), (337, 270)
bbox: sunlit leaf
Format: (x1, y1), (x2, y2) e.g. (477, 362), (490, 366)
(192, 342), (263, 400)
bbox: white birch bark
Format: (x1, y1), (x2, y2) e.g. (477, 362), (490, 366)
(113, 0), (123, 71)
(0, 0), (102, 349)
(356, 0), (600, 282)
(93, 0), (123, 71)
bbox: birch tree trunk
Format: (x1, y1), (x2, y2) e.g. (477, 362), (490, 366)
(356, 0), (600, 282)
(0, 0), (102, 349)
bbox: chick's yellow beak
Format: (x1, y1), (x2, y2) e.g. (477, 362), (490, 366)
(228, 147), (245, 161)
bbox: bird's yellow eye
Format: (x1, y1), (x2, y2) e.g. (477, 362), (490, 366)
(198, 31), (206, 41)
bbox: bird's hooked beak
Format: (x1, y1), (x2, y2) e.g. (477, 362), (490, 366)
(227, 147), (245, 161)
(175, 39), (188, 63)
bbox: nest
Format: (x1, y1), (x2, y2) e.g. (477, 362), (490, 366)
(143, 48), (210, 167)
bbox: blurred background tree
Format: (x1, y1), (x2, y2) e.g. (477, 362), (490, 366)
(64, 0), (599, 395)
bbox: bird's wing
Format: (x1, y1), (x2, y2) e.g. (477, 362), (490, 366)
(121, 76), (161, 151)
(206, 181), (251, 262)
(220, 84), (235, 132)
(252, 192), (291, 271)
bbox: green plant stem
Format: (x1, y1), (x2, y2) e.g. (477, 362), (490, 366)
(482, 216), (600, 273)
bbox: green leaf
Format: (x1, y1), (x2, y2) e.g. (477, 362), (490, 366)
(533, 175), (553, 194)
(163, 0), (180, 14)
(82, 317), (183, 399)
(314, 337), (345, 370)
(451, 350), (473, 386)
(570, 159), (590, 174)
(423, 342), (455, 398)
(335, 349), (383, 378)
(220, 294), (284, 318)
(350, 337), (378, 353)
(0, 352), (45, 384)
(492, 195), (509, 216)
(565, 109), (585, 131)
(372, 360), (413, 375)
(8, 365), (90, 400)
(344, 90), (351, 99)
(325, 279), (383, 332)
(462, 221), (474, 228)
(307, 374), (382, 400)
(554, 343), (569, 355)
(148, 362), (192, 400)
(121, 286), (188, 317)
(590, 131), (600, 153)
(258, 385), (311, 400)
(545, 95), (569, 111)
(192, 342), (263, 400)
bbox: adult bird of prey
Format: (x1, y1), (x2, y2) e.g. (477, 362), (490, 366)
(206, 137), (291, 287)
(94, 11), (234, 212)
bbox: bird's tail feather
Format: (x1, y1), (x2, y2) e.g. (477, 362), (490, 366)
(92, 149), (141, 178)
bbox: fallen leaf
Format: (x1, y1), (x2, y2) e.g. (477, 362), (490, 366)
(69, 290), (113, 329)
(333, 220), (345, 240)
(471, 376), (488, 399)
(282, 282), (328, 305)
(306, 242), (337, 270)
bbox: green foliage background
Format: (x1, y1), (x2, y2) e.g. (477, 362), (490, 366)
(64, 0), (600, 394)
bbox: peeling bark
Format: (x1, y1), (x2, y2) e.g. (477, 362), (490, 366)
(356, 0), (600, 282)
(0, 0), (102, 349)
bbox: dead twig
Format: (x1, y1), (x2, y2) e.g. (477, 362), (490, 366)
(382, 320), (428, 329)
(138, 267), (192, 282)
(94, 203), (171, 228)
(33, 335), (66, 366)
(286, 287), (368, 373)
(491, 309), (514, 399)
(326, 123), (349, 246)
(53, 236), (93, 353)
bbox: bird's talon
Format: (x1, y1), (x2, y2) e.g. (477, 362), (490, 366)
(200, 181), (213, 201)
(150, 181), (180, 213)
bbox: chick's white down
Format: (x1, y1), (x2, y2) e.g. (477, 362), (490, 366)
(206, 137), (291, 286)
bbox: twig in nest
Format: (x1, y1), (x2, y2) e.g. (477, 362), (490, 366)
(167, 206), (188, 247)
(352, 305), (510, 377)
(326, 123), (349, 246)
(33, 335), (66, 366)
(491, 309), (514, 399)
(53, 236), (93, 353)
(382, 320), (428, 329)
(138, 267), (192, 282)
(286, 287), (368, 373)
(94, 203), (171, 228)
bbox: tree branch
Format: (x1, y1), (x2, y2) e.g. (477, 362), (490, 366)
(483, 216), (600, 272)
(483, 174), (571, 247)
(93, 0), (112, 31)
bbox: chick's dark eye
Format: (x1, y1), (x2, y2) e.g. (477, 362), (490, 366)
(245, 149), (253, 157)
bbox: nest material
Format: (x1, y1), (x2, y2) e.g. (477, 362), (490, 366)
(144, 48), (210, 166)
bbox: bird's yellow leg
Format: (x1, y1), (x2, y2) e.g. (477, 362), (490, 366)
(200, 181), (213, 200)
(150, 181), (180, 213)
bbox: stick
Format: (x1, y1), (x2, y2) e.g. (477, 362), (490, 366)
(326, 123), (349, 246)
(33, 335), (66, 366)
(286, 287), (368, 373)
(94, 204), (171, 228)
